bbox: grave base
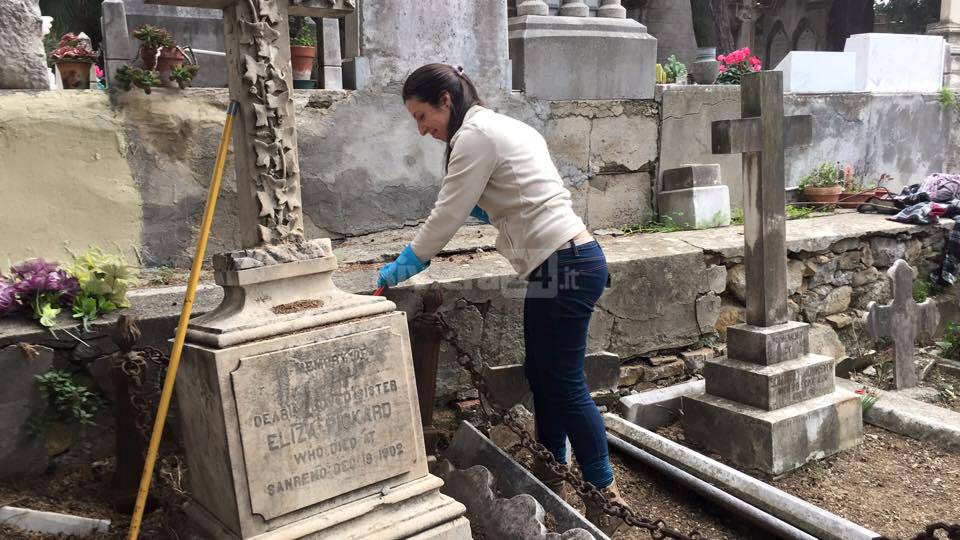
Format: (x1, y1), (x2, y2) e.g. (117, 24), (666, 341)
(682, 389), (863, 476)
(185, 475), (470, 539)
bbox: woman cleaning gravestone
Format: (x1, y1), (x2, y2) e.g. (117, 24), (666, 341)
(374, 63), (628, 535)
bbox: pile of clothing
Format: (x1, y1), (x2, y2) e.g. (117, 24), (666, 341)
(859, 173), (960, 286)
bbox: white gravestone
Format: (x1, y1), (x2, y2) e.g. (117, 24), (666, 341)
(774, 51), (857, 93)
(657, 164), (730, 229)
(844, 33), (945, 92)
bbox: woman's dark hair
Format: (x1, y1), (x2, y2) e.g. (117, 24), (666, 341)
(402, 63), (483, 142)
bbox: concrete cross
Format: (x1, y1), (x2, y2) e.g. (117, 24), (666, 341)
(712, 70), (812, 327)
(145, 0), (355, 248)
(865, 259), (940, 389)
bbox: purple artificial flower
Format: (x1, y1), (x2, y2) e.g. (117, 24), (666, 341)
(7, 258), (79, 306)
(0, 280), (17, 316)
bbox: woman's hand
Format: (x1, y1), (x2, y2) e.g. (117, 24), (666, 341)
(377, 245), (430, 288)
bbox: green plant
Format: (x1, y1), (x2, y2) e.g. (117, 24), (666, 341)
(148, 266), (177, 286)
(730, 207), (744, 225)
(856, 388), (879, 412)
(799, 162), (842, 190)
(936, 322), (960, 359)
(66, 247), (137, 330)
(663, 55), (687, 84)
(622, 214), (692, 235)
(913, 279), (937, 303)
(938, 87), (959, 112)
(30, 370), (102, 436)
(133, 24), (173, 49)
(939, 381), (957, 403)
(170, 64), (199, 89)
(289, 16), (315, 47)
(785, 204), (815, 220)
(114, 65), (160, 94)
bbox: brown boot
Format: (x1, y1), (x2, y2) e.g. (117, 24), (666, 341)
(584, 479), (628, 538)
(531, 459), (568, 497)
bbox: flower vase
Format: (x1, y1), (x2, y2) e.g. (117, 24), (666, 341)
(690, 47), (719, 84)
(56, 61), (92, 89)
(802, 186), (843, 208)
(156, 47), (185, 88)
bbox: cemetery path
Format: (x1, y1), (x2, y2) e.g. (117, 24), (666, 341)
(657, 423), (960, 539)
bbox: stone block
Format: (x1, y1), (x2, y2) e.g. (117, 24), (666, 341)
(544, 115), (591, 171)
(661, 164), (722, 191)
(619, 364), (644, 387)
(0, 0), (50, 89)
(703, 354), (836, 411)
(682, 388), (864, 475)
(509, 15), (656, 100)
(649, 355), (678, 366)
(726, 321), (810, 366)
(823, 286), (852, 316)
(589, 114), (659, 172)
(643, 360), (685, 382)
(787, 260), (805, 295)
(774, 51), (857, 93)
(845, 33), (946, 93)
(696, 292), (721, 332)
(701, 265), (727, 295)
(587, 172), (653, 229)
(808, 323), (847, 361)
(726, 264), (746, 304)
(620, 379), (706, 429)
(680, 348), (713, 372)
(869, 237), (905, 268)
(0, 344), (54, 479)
(657, 185), (731, 230)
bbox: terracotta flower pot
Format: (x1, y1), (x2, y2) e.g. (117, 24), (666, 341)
(156, 47), (185, 88)
(56, 61), (92, 89)
(802, 185), (843, 208)
(290, 45), (316, 82)
(139, 46), (160, 70)
(838, 189), (877, 209)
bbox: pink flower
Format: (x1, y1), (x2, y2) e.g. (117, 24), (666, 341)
(94, 65), (104, 78)
(717, 54), (726, 63)
(719, 64), (727, 73)
(743, 47), (751, 56)
(750, 56), (761, 67)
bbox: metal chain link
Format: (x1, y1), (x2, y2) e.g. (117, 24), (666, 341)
(437, 312), (704, 540)
(113, 346), (170, 446)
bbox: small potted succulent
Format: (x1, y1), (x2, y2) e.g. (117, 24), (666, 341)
(289, 16), (317, 88)
(133, 24), (172, 70)
(799, 162), (843, 208)
(50, 33), (98, 89)
(114, 65), (161, 94)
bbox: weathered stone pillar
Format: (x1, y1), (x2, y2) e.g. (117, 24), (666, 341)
(597, 0), (625, 19)
(559, 0), (589, 17)
(736, 1), (759, 52)
(929, 0), (960, 89)
(517, 0), (549, 16)
(318, 18), (343, 90)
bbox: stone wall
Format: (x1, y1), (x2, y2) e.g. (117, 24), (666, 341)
(658, 85), (957, 209)
(0, 88), (658, 266)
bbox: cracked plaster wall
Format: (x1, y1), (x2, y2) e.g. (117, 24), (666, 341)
(657, 86), (955, 210)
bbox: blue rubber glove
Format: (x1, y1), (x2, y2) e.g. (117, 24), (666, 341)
(377, 245), (429, 288)
(470, 205), (490, 224)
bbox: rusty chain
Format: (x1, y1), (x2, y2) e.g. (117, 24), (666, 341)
(113, 346), (169, 446)
(437, 312), (704, 540)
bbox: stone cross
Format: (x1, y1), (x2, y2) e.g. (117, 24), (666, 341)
(865, 259), (940, 389)
(145, 0), (355, 248)
(712, 71), (812, 327)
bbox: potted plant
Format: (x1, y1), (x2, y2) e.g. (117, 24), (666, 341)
(114, 65), (161, 95)
(799, 162), (843, 208)
(50, 33), (98, 89)
(289, 16), (317, 88)
(716, 47), (762, 85)
(663, 55), (688, 84)
(837, 164), (884, 209)
(132, 24), (172, 70)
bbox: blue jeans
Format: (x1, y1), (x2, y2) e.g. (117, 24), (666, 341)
(523, 240), (612, 488)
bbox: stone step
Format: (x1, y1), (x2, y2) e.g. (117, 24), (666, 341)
(704, 354), (836, 411)
(727, 320), (810, 366)
(681, 388), (864, 476)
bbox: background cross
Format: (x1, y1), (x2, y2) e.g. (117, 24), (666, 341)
(865, 259), (940, 389)
(712, 71), (812, 328)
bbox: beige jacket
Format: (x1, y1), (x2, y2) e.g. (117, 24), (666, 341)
(410, 105), (587, 277)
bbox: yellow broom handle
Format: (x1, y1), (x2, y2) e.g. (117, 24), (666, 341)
(127, 100), (239, 540)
